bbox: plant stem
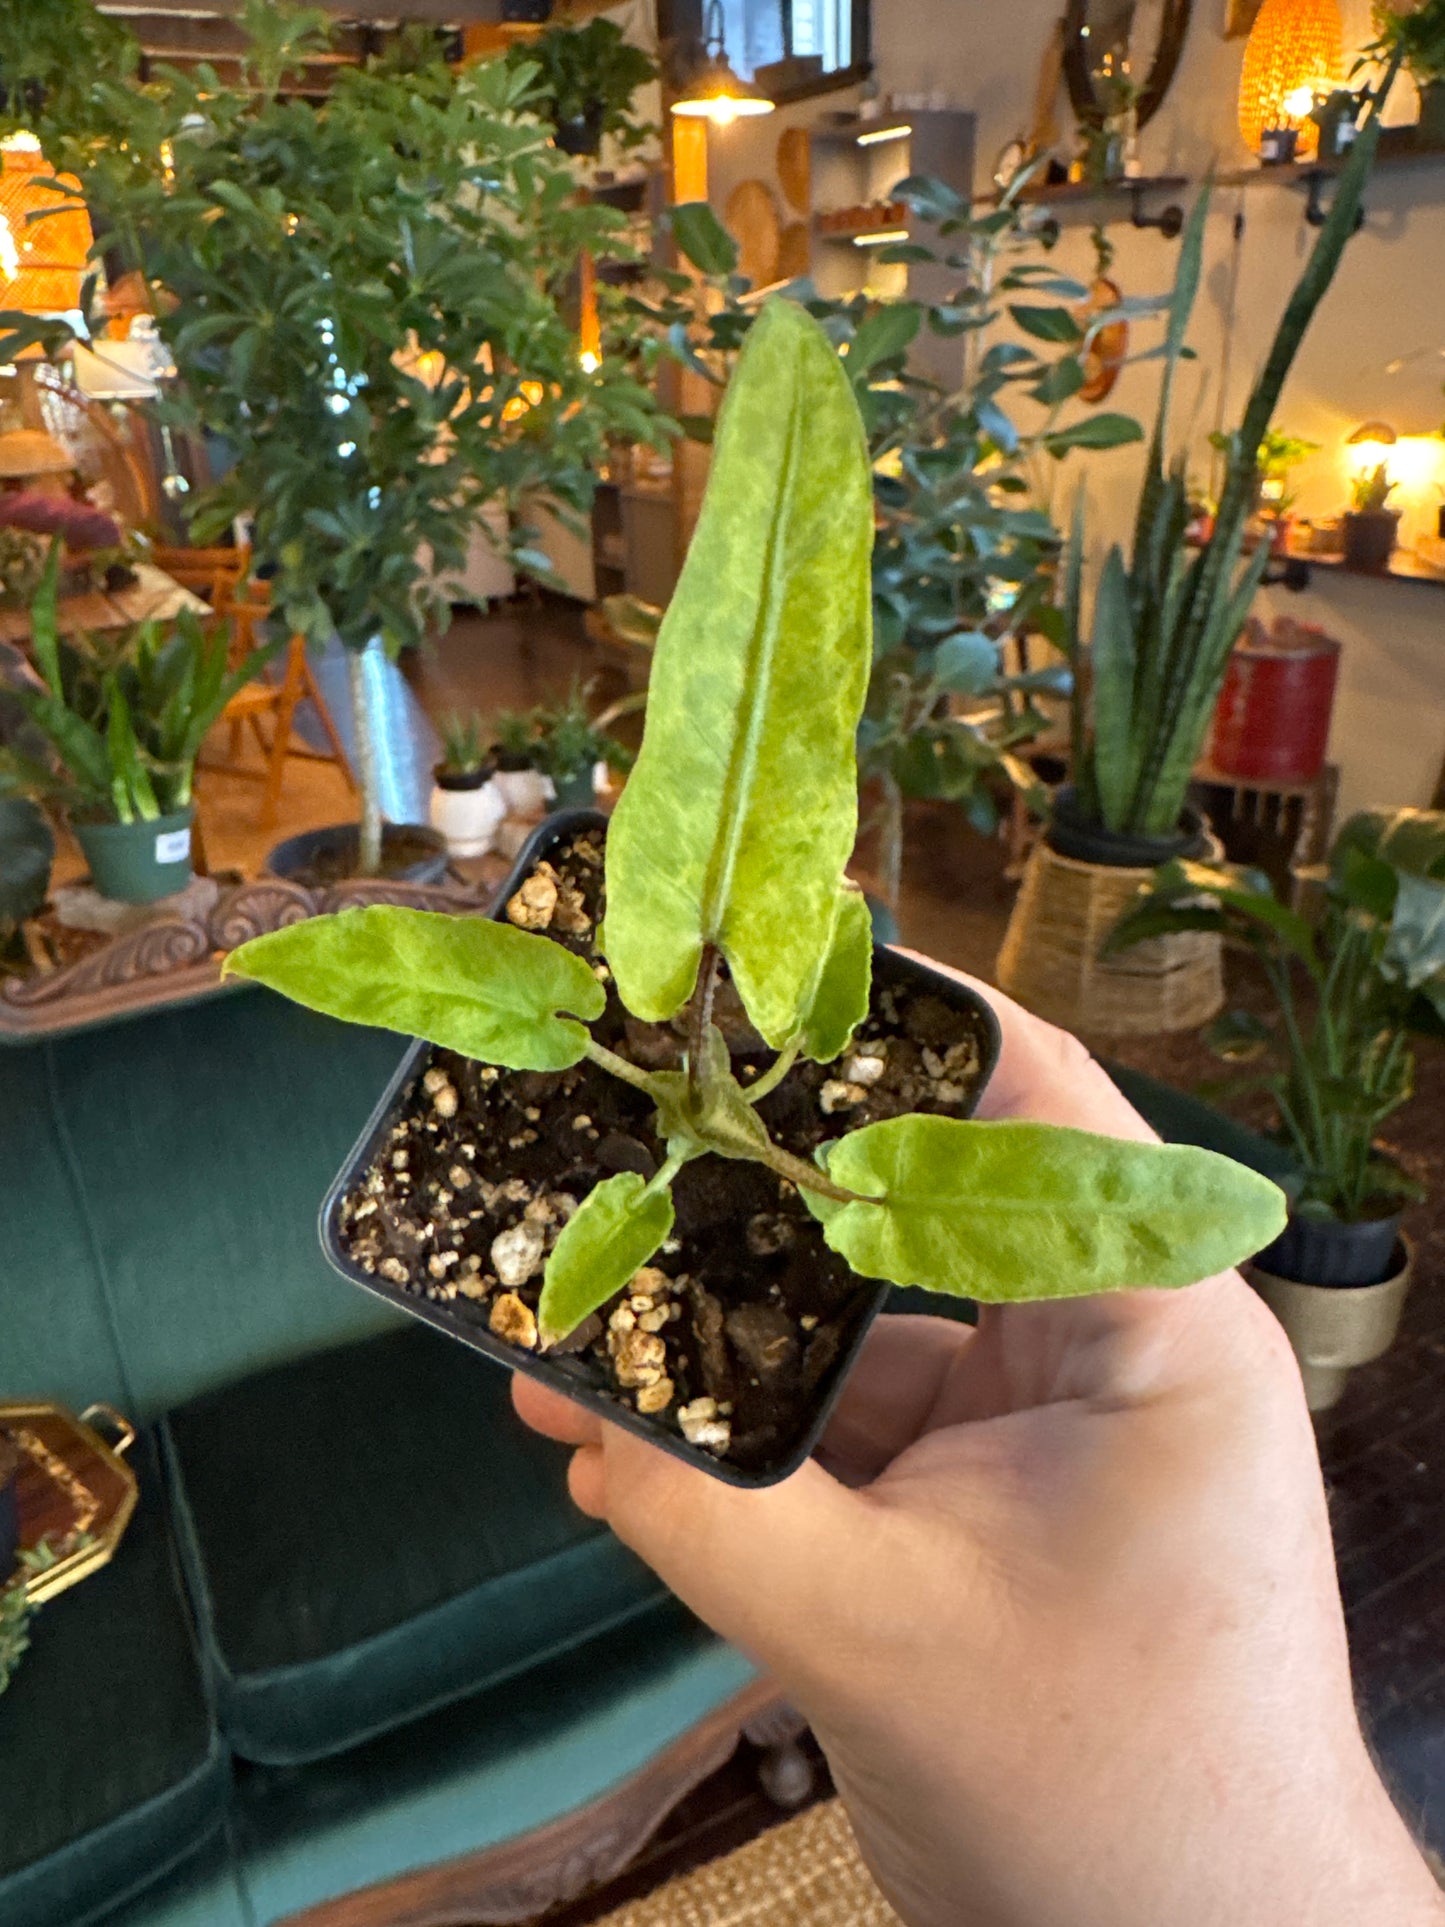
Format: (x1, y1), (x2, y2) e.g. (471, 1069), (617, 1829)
(687, 943), (720, 1093)
(347, 645), (384, 878)
(745, 1037), (801, 1105)
(880, 772), (904, 913)
(757, 1138), (874, 1207)
(583, 1037), (661, 1096)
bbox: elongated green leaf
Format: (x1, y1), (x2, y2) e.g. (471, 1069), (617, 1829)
(803, 1115), (1287, 1299)
(1043, 413), (1144, 457)
(798, 887), (872, 1063)
(1334, 808), (1445, 884)
(537, 1173), (675, 1347)
(670, 201), (739, 276)
(1090, 546), (1138, 831)
(847, 302), (921, 374)
(604, 299), (874, 1047)
(224, 908), (606, 1069)
(1008, 305), (1082, 344)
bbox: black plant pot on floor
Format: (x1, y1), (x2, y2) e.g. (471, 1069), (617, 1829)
(320, 810), (1002, 1488)
(1253, 1205), (1404, 1288)
(1044, 785), (1211, 869)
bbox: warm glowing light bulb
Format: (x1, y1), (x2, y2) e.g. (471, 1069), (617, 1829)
(1283, 84), (1316, 119)
(0, 213), (18, 284)
(579, 349), (600, 373)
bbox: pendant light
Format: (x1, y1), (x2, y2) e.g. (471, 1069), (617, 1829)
(1237, 0), (1344, 157)
(671, 0), (774, 125)
(0, 133), (93, 315)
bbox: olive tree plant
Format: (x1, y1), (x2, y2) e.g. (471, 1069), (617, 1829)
(227, 301), (1284, 1344)
(2, 1), (662, 874)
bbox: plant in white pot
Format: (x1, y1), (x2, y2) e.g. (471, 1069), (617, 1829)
(429, 712), (505, 861)
(492, 682), (636, 817)
(0, 546), (264, 904)
(1109, 807), (1445, 1407)
(996, 66), (1400, 1034)
(5, 0), (662, 881)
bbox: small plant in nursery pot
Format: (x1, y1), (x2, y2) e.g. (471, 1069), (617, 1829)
(493, 682), (636, 815)
(428, 712), (505, 861)
(1342, 462), (1401, 573)
(227, 302), (1284, 1485)
(1109, 807), (1445, 1408)
(0, 545), (264, 905)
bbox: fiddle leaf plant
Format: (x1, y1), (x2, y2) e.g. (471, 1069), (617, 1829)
(228, 299), (1286, 1348)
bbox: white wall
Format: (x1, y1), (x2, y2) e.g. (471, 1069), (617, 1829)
(700, 0), (1445, 821)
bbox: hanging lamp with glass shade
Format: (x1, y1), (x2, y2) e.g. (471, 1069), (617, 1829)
(1237, 0), (1344, 157)
(671, 0), (775, 125)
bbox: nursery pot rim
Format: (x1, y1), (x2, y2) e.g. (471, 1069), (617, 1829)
(432, 764), (496, 792)
(264, 820), (450, 885)
(1044, 785), (1210, 870)
(317, 807), (1003, 1489)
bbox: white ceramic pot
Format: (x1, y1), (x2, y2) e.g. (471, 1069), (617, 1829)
(492, 768), (555, 816)
(428, 776), (507, 859)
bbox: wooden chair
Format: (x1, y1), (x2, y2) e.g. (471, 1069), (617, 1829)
(154, 545), (355, 831)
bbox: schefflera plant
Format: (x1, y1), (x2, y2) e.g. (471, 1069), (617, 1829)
(228, 300), (1286, 1362)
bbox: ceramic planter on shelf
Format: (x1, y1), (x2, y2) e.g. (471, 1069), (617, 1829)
(320, 811), (1003, 1489)
(995, 787), (1224, 1037)
(265, 822), (450, 886)
(1341, 508), (1400, 573)
(491, 766), (555, 817)
(429, 770), (507, 860)
(1249, 1236), (1413, 1412)
(74, 806), (194, 905)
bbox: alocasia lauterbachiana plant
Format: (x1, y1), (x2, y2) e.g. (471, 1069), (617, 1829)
(227, 300), (1285, 1352)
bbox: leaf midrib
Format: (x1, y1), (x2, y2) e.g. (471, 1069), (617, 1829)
(698, 333), (804, 942)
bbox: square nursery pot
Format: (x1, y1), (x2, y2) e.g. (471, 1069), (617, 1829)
(74, 806), (194, 905)
(321, 809), (1001, 1487)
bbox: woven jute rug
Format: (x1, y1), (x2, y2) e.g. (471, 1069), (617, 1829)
(590, 1798), (904, 1927)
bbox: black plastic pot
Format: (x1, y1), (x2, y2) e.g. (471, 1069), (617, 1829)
(319, 809), (1002, 1488)
(1341, 510), (1400, 574)
(432, 763), (496, 793)
(265, 822), (450, 886)
(1253, 1206), (1404, 1288)
(553, 103), (605, 156)
(1044, 785), (1211, 870)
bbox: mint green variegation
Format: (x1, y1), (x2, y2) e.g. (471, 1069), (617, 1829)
(805, 1115), (1287, 1300)
(602, 299), (874, 1048)
(538, 1173), (676, 1347)
(225, 907), (606, 1070)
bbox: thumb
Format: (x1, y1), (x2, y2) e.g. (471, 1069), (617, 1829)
(579, 1421), (875, 1687)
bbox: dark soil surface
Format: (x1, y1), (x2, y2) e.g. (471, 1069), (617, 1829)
(285, 824), (445, 888)
(337, 828), (993, 1475)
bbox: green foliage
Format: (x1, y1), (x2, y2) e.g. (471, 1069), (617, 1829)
(537, 1172), (676, 1347)
(1372, 0), (1445, 84)
(493, 680), (634, 784)
(1069, 80), (1396, 839)
(803, 1116), (1285, 1298)
(0, 530), (50, 612)
(506, 18), (657, 151)
(797, 889), (874, 1065)
(225, 907), (607, 1070)
(0, 545), (267, 822)
(1109, 809), (1445, 1221)
(0, 0), (137, 144)
(0, 798), (55, 928)
(436, 712), (492, 779)
(605, 301), (874, 1048)
(1351, 462), (1397, 512)
(635, 177), (1156, 902)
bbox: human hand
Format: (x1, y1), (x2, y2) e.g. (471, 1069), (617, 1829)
(513, 965), (1443, 1927)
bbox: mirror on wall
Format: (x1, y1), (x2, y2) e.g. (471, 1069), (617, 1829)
(1062, 0), (1193, 129)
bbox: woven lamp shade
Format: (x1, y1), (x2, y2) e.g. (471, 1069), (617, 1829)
(1237, 0), (1344, 154)
(0, 143), (93, 313)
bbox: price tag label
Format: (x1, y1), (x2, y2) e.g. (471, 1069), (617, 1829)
(155, 828), (191, 865)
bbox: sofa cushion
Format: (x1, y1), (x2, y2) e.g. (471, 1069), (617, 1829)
(164, 1324), (669, 1765)
(0, 1441), (230, 1927)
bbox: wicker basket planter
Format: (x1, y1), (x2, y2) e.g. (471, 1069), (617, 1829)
(995, 838), (1224, 1036)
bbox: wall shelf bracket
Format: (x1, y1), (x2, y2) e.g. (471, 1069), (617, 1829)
(1130, 184), (1185, 237)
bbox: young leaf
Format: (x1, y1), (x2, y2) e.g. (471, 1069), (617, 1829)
(670, 201), (739, 277)
(1008, 305), (1083, 344)
(224, 908), (606, 1069)
(798, 887), (873, 1064)
(847, 302), (922, 375)
(537, 1172), (675, 1347)
(1042, 413), (1145, 458)
(604, 299), (874, 1048)
(933, 631), (999, 695)
(803, 1115), (1287, 1299)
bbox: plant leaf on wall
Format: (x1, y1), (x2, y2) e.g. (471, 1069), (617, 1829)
(803, 1115), (1287, 1298)
(225, 907), (606, 1069)
(603, 299), (874, 1048)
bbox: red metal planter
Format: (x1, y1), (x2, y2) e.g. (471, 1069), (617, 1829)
(1209, 619), (1341, 785)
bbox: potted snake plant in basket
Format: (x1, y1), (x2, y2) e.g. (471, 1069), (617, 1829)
(0, 544), (266, 904)
(224, 301), (1284, 1486)
(1109, 807), (1445, 1408)
(996, 63), (1400, 1037)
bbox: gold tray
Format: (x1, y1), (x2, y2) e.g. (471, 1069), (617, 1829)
(0, 1401), (138, 1603)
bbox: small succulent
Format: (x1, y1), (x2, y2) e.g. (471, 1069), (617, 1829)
(1351, 462), (1397, 514)
(437, 711), (493, 780)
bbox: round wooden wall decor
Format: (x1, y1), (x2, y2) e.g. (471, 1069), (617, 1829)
(724, 179), (782, 288)
(776, 126), (811, 214)
(775, 220), (811, 282)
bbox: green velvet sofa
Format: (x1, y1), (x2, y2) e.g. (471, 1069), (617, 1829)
(0, 980), (1292, 1927)
(0, 987), (759, 1927)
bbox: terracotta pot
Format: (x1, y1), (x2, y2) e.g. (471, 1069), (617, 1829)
(1248, 1238), (1413, 1412)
